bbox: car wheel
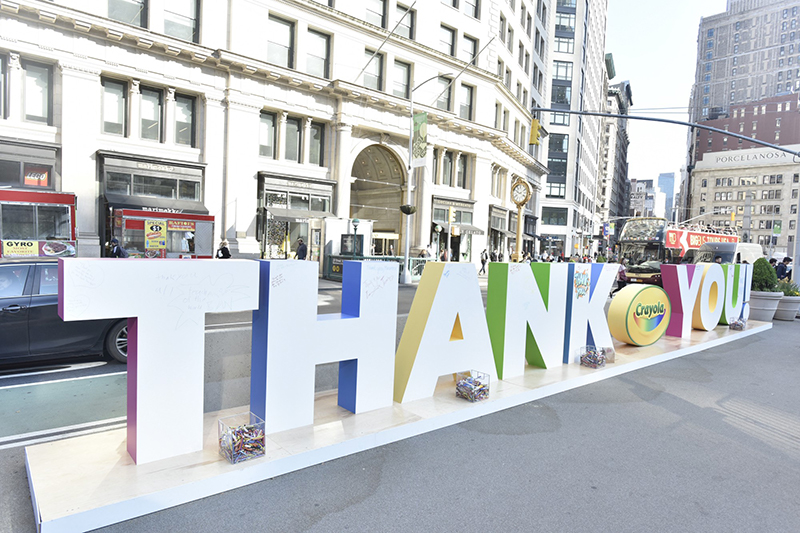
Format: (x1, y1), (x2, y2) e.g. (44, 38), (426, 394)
(105, 321), (128, 364)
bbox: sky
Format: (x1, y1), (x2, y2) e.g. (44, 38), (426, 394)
(605, 0), (728, 196)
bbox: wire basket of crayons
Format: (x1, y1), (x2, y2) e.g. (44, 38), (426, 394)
(728, 317), (746, 331)
(218, 412), (266, 464)
(455, 370), (490, 402)
(579, 346), (606, 369)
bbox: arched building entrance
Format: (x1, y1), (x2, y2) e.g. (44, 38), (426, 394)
(350, 145), (405, 256)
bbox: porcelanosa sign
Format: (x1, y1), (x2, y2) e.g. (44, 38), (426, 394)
(58, 259), (751, 465)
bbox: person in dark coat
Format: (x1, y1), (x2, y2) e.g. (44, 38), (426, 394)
(776, 257), (791, 280)
(296, 239), (308, 260)
(216, 240), (231, 259)
(109, 238), (125, 258)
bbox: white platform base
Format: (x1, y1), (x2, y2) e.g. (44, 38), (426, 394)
(26, 322), (771, 532)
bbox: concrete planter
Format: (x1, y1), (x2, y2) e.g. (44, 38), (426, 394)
(749, 291), (782, 322)
(774, 294), (800, 321)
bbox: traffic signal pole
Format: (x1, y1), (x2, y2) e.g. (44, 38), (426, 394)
(530, 107), (800, 158)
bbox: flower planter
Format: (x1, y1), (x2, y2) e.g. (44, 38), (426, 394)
(774, 294), (800, 321)
(748, 291), (782, 322)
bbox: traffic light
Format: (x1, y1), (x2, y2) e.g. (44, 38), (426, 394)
(448, 206), (456, 224)
(529, 118), (541, 145)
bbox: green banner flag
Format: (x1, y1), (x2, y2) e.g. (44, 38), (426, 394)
(412, 112), (427, 168)
(773, 220), (782, 236)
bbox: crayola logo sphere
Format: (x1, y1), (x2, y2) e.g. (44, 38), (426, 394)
(608, 285), (672, 346)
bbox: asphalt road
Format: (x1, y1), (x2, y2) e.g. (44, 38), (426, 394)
(2, 315), (798, 532)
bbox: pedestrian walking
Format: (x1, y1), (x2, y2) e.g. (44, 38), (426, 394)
(479, 249), (488, 274)
(776, 257), (791, 280)
(216, 240), (231, 259)
(296, 238), (308, 260)
(109, 238), (128, 258)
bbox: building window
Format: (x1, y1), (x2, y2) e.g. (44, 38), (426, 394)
(0, 55), (5, 119)
(307, 30), (330, 78)
(442, 151), (453, 186)
(309, 122), (324, 166)
(459, 84), (474, 120)
(553, 61), (573, 81)
(23, 61), (51, 124)
(164, 0), (198, 42)
(440, 26), (456, 56)
(102, 78), (126, 136)
(108, 0), (146, 27)
(140, 87), (162, 141)
(542, 207), (568, 225)
(174, 94), (195, 146)
(393, 60), (410, 98)
(551, 112), (569, 126)
(267, 16), (294, 69)
(555, 37), (574, 53)
(555, 13), (575, 32)
(551, 85), (571, 105)
(548, 156), (567, 177)
(363, 50), (383, 90)
(285, 117), (302, 162)
(396, 5), (415, 39)
(465, 0), (479, 18)
(259, 112), (276, 158)
(366, 0), (386, 27)
(436, 76), (452, 111)
(463, 35), (478, 64)
(456, 155), (467, 188)
(504, 68), (512, 88)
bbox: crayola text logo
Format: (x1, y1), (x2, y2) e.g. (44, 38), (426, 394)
(633, 302), (667, 332)
(609, 285), (672, 346)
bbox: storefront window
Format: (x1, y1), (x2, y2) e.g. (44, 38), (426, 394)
(36, 206), (71, 239)
(0, 160), (19, 187)
(265, 191), (288, 207)
(133, 175), (177, 198)
(310, 196), (329, 212)
(1, 205), (35, 239)
(107, 172), (132, 194)
(289, 193), (309, 210)
(179, 180), (200, 201)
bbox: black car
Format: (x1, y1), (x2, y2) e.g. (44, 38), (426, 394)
(0, 258), (127, 365)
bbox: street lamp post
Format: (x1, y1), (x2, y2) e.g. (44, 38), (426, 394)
(352, 218), (360, 261)
(401, 73), (454, 284)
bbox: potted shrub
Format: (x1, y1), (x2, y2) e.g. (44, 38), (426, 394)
(749, 257), (782, 321)
(774, 280), (800, 321)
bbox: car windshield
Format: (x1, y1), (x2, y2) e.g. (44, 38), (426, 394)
(695, 250), (736, 263)
(621, 243), (664, 272)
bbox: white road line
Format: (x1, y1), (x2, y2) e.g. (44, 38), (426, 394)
(0, 361), (107, 381)
(0, 371), (127, 390)
(0, 423), (127, 451)
(0, 416), (127, 444)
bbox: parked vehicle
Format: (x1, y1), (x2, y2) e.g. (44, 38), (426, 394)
(0, 258), (127, 365)
(693, 242), (763, 265)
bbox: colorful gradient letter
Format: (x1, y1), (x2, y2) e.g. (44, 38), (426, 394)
(486, 262), (568, 379)
(394, 262), (495, 403)
(58, 258), (259, 464)
(251, 260), (398, 434)
(661, 264), (702, 338)
(692, 263), (725, 331)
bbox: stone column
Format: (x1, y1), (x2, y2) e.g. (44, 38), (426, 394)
(434, 146), (445, 185)
(128, 79), (141, 139)
(58, 62), (103, 256)
(333, 121), (352, 218)
(302, 116), (313, 165)
(164, 87), (176, 145)
(7, 53), (23, 122)
(277, 111), (288, 160)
